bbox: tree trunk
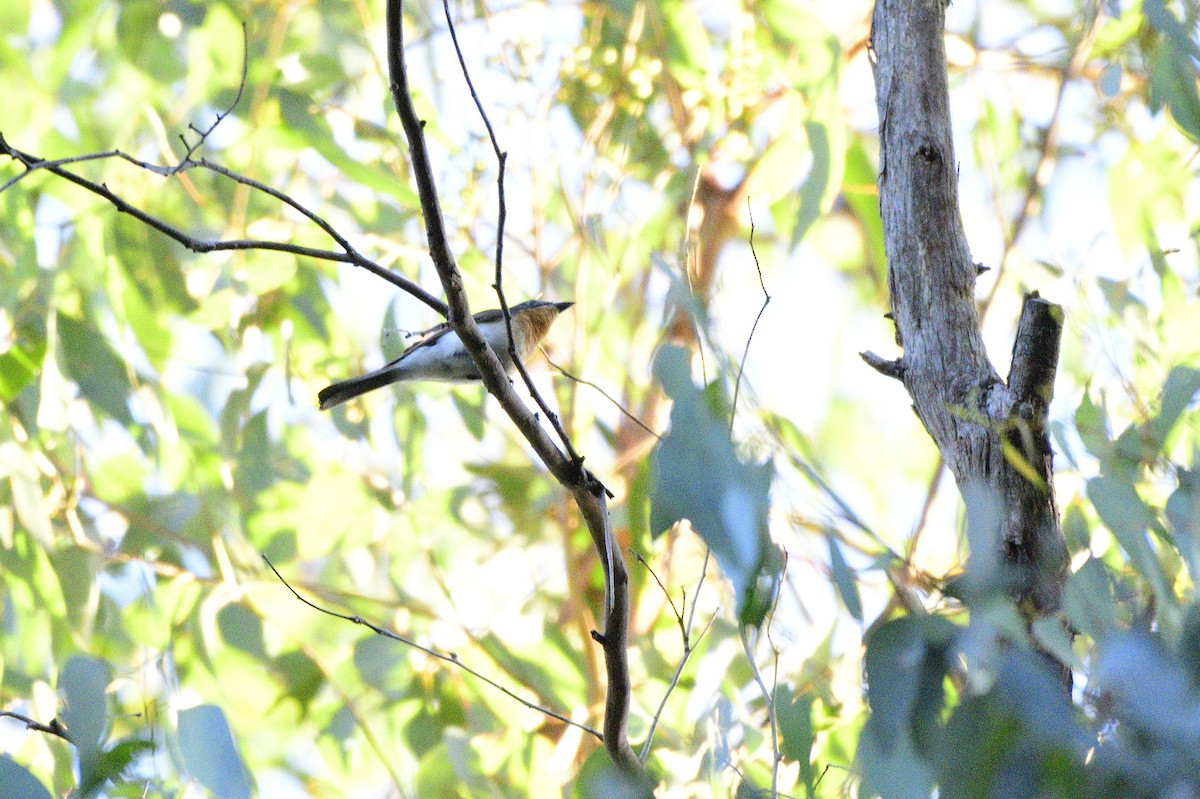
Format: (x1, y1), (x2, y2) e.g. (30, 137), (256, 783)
(863, 0), (1069, 680)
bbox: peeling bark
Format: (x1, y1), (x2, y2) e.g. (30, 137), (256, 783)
(865, 0), (1069, 677)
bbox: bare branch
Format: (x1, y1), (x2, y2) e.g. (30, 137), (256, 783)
(0, 711), (73, 743)
(859, 349), (905, 380)
(0, 136), (447, 315)
(438, 0), (584, 464)
(384, 0), (641, 774)
(978, 8), (1104, 317)
(1006, 293), (1063, 409)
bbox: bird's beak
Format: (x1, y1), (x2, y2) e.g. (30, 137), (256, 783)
(553, 301), (575, 312)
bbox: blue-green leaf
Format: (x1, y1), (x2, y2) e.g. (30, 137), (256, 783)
(0, 755), (53, 799)
(178, 705), (253, 799)
(649, 346), (778, 625)
(828, 535), (863, 622)
(1063, 557), (1117, 641)
(1087, 476), (1167, 600)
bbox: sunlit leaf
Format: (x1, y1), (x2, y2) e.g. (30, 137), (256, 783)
(1087, 476), (1168, 601)
(1147, 366), (1200, 453)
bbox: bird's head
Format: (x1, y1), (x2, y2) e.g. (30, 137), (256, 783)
(510, 300), (574, 355)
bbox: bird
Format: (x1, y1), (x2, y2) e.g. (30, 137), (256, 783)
(318, 300), (574, 410)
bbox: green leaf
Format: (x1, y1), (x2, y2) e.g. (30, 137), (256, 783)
(791, 121), (834, 246)
(1093, 633), (1200, 743)
(275, 88), (419, 206)
(1074, 390), (1110, 459)
(1063, 557), (1117, 641)
(1179, 603), (1200, 687)
(0, 441), (53, 548)
(1166, 466), (1200, 577)
(649, 346), (778, 625)
(1144, 0), (1200, 61)
(1149, 35), (1200, 142)
(233, 409), (275, 497)
(353, 636), (408, 693)
(178, 705), (253, 799)
(1099, 62), (1122, 97)
(570, 747), (656, 798)
(60, 656), (110, 755)
(1087, 476), (1168, 601)
(863, 616), (955, 759)
(857, 718), (934, 799)
(0, 335), (45, 402)
(271, 651), (325, 709)
(479, 630), (586, 709)
(828, 535), (863, 622)
(775, 687), (815, 787)
(1062, 502), (1091, 554)
(61, 656), (111, 795)
(217, 603), (267, 659)
(657, 0), (711, 88)
(56, 315), (135, 428)
(1147, 366), (1200, 453)
(80, 738), (155, 797)
(1031, 617), (1079, 671)
(452, 389), (487, 441)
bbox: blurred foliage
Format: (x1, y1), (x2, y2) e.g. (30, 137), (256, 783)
(0, 0), (1198, 797)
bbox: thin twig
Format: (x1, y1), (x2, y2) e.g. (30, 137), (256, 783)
(437, 0), (607, 625)
(765, 418), (901, 562)
(741, 607), (783, 796)
(438, 0), (582, 463)
(545, 353), (661, 440)
(977, 7), (1102, 319)
(178, 22), (250, 161)
(262, 555), (601, 741)
(638, 610), (718, 763)
(731, 198), (771, 434)
(0, 711), (73, 743)
(629, 548), (685, 635)
(905, 456), (945, 562)
(686, 548), (712, 640)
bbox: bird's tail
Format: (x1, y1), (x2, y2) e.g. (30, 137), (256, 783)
(318, 366), (404, 410)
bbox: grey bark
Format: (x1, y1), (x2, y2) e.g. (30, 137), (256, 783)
(863, 0), (1069, 663)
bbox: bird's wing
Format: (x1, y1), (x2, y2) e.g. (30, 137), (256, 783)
(470, 307), (508, 324)
(389, 304), (528, 364)
(389, 320), (457, 362)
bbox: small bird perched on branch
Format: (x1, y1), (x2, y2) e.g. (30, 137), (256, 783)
(318, 300), (574, 410)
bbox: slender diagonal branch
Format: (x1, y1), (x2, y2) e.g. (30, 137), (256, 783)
(384, 0), (641, 775)
(263, 555), (600, 740)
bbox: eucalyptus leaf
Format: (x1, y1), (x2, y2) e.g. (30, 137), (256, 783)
(178, 705), (253, 799)
(649, 346), (777, 625)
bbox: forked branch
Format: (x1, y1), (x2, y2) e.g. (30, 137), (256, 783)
(383, 0), (641, 775)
